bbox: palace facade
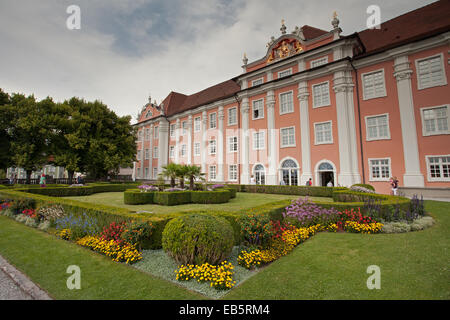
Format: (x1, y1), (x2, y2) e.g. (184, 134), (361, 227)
(133, 1), (450, 194)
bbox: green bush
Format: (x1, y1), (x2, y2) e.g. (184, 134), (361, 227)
(225, 184), (346, 198)
(124, 190), (155, 205)
(191, 190), (231, 204)
(224, 187), (236, 199)
(121, 220), (154, 250)
(162, 214), (234, 265)
(153, 191), (192, 206)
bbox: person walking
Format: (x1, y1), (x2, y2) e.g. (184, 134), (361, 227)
(390, 176), (399, 195)
(39, 173), (47, 188)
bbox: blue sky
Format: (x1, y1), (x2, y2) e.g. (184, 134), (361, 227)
(0, 0), (437, 119)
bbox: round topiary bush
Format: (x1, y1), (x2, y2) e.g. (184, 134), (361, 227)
(162, 214), (234, 265)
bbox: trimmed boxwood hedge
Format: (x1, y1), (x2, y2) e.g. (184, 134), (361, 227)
(225, 184), (347, 197)
(190, 190), (231, 204)
(124, 190), (155, 205)
(153, 191), (192, 206)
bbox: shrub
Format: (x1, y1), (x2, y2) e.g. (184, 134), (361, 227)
(154, 191), (191, 206)
(124, 190), (155, 205)
(351, 184), (375, 191)
(9, 198), (36, 214)
(350, 185), (376, 194)
(283, 198), (339, 227)
(381, 221), (411, 233)
(121, 220), (154, 250)
(410, 216), (435, 231)
(100, 221), (127, 245)
(190, 190), (231, 204)
(162, 214), (234, 265)
(36, 204), (65, 223)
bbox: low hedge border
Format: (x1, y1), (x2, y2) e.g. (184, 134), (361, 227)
(225, 184), (347, 198)
(124, 189), (232, 206)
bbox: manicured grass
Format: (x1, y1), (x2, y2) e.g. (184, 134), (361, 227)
(223, 200), (450, 300)
(63, 192), (331, 213)
(0, 215), (203, 300)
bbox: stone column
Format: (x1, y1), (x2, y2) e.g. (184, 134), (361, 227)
(201, 110), (207, 174)
(240, 98), (250, 184)
(217, 106), (225, 182)
(187, 115), (193, 165)
(298, 81), (313, 185)
(175, 118), (180, 164)
(266, 90), (277, 185)
(333, 70), (361, 186)
(149, 124), (154, 177)
(393, 55), (424, 187)
(158, 119), (169, 174)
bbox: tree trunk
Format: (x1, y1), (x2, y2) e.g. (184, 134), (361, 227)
(170, 177), (175, 188)
(26, 170), (32, 185)
(68, 170), (74, 184)
(180, 177), (185, 189)
(190, 177), (194, 190)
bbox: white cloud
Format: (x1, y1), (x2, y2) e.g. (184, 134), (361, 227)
(0, 0), (437, 119)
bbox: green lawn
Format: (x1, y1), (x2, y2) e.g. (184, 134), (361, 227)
(0, 200), (448, 300)
(63, 192), (330, 214)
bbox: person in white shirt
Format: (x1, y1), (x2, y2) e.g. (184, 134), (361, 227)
(250, 175), (256, 185)
(327, 180), (333, 187)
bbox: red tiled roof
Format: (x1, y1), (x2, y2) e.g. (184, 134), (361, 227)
(357, 0), (450, 56)
(301, 25), (329, 40)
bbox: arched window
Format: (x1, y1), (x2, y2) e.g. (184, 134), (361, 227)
(318, 162), (333, 171)
(280, 159), (299, 185)
(254, 164), (266, 185)
(316, 160), (336, 187)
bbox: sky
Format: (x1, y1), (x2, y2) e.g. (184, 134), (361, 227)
(0, 0), (437, 121)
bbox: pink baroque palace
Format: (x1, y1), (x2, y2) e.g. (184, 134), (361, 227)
(133, 1), (450, 194)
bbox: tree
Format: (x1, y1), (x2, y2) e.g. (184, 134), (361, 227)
(184, 165), (205, 190)
(7, 94), (54, 184)
(0, 89), (12, 174)
(175, 164), (189, 189)
(159, 163), (180, 188)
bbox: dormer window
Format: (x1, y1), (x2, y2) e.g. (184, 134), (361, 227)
(145, 110), (153, 118)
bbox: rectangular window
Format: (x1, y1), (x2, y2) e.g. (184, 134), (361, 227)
(426, 155), (450, 181)
(194, 142), (200, 156)
(154, 126), (159, 139)
(228, 136), (238, 152)
(366, 114), (390, 140)
(153, 168), (158, 179)
(209, 140), (216, 155)
(252, 99), (264, 120)
(145, 149), (149, 160)
(229, 164), (238, 181)
(209, 166), (216, 181)
(278, 68), (292, 78)
(145, 168), (149, 178)
(312, 81), (330, 108)
(182, 121), (187, 135)
(253, 131), (265, 150)
(416, 54), (446, 89)
(280, 127), (295, 147)
(153, 146), (158, 159)
(169, 146), (175, 158)
(170, 124), (176, 138)
(194, 117), (201, 132)
(228, 107), (237, 125)
(138, 130), (143, 141)
(369, 158), (391, 181)
(137, 150), (142, 160)
(310, 56), (328, 68)
(180, 144), (186, 157)
(280, 91), (294, 114)
(314, 121), (333, 144)
(145, 128), (150, 141)
(252, 78), (263, 86)
(421, 105), (449, 136)
(362, 69), (386, 100)
(209, 113), (217, 129)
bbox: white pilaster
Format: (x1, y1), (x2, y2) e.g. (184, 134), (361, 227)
(241, 98), (250, 184)
(394, 55), (424, 187)
(201, 110), (207, 174)
(175, 118), (180, 164)
(298, 81), (313, 185)
(158, 119), (169, 174)
(149, 124), (154, 177)
(266, 90), (277, 185)
(217, 106), (224, 182)
(187, 115), (192, 165)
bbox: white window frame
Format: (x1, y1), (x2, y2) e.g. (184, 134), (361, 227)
(137, 150), (142, 160)
(182, 121), (188, 135)
(252, 98), (265, 120)
(312, 81), (331, 108)
(153, 146), (158, 159)
(144, 148), (149, 160)
(169, 146), (175, 158)
(420, 105), (449, 136)
(415, 53), (447, 90)
(228, 136), (238, 153)
(228, 164), (238, 181)
(209, 165), (217, 181)
(365, 113), (391, 141)
(209, 139), (216, 155)
(278, 68), (292, 78)
(426, 155), (450, 182)
(368, 158), (391, 182)
(153, 167), (158, 179)
(251, 77), (264, 87)
(194, 117), (201, 132)
(227, 107), (237, 126)
(169, 124), (176, 138)
(361, 68), (387, 100)
(138, 130), (143, 141)
(194, 142), (201, 156)
(180, 144), (187, 157)
(314, 121), (333, 145)
(280, 126), (296, 148)
(310, 56), (328, 68)
(145, 128), (150, 141)
(209, 112), (217, 129)
(279, 90), (294, 115)
(154, 126), (159, 139)
(253, 131), (266, 150)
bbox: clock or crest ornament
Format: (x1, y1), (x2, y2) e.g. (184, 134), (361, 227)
(266, 38), (303, 64)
